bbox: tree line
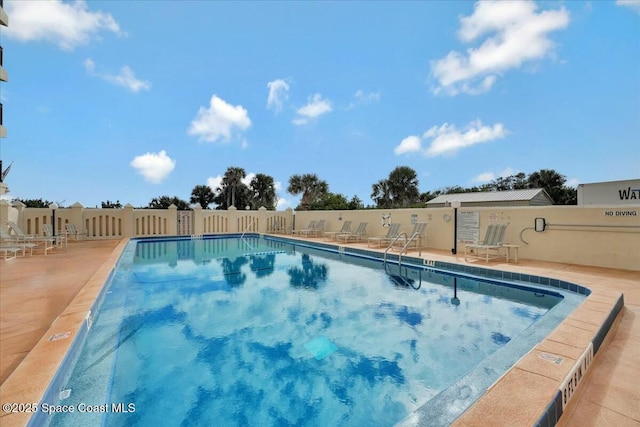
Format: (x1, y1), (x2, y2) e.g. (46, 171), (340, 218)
(15, 166), (577, 210)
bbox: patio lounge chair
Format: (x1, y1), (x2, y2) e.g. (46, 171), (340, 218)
(292, 220), (316, 236)
(267, 218), (290, 234)
(337, 222), (368, 243)
(1, 245), (21, 260)
(391, 222), (428, 254)
(368, 223), (401, 248)
(43, 223), (68, 249)
(66, 223), (88, 240)
(307, 219), (325, 237)
(7, 221), (55, 255)
(324, 221), (352, 241)
(464, 223), (509, 263)
(0, 227), (38, 256)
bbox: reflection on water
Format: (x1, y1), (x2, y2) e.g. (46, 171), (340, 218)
(287, 253), (329, 290)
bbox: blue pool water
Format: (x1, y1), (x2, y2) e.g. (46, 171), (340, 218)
(45, 236), (577, 427)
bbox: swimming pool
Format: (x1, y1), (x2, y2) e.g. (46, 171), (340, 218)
(40, 235), (584, 426)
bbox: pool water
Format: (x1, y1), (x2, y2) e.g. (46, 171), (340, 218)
(48, 236), (564, 427)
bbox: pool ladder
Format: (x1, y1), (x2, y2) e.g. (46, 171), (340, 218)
(383, 231), (422, 265)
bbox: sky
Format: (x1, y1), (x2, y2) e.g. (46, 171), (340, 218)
(0, 0), (639, 210)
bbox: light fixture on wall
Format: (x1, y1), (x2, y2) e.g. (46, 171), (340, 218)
(49, 202), (59, 240)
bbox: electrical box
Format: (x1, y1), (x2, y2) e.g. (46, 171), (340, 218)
(535, 218), (546, 232)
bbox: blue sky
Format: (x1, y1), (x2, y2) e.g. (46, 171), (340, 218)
(1, 0), (639, 209)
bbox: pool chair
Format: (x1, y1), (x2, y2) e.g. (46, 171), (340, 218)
(324, 220), (352, 241)
(0, 226), (38, 256)
(42, 223), (68, 249)
(337, 222), (368, 243)
(464, 223), (509, 263)
(66, 223), (89, 240)
(7, 221), (56, 255)
(368, 223), (401, 248)
(292, 220), (316, 236)
(391, 222), (428, 254)
(1, 245), (21, 260)
(267, 218), (290, 234)
(307, 219), (325, 237)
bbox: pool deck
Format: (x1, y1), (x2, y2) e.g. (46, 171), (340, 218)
(0, 237), (638, 426)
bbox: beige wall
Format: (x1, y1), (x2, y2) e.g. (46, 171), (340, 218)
(294, 206), (639, 271)
(3, 201), (638, 271)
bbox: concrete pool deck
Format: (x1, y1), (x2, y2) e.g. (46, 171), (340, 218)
(0, 238), (638, 426)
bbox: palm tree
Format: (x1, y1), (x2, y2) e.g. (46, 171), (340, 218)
(371, 179), (392, 208)
(387, 166), (420, 207)
(249, 173), (277, 210)
(527, 169), (567, 204)
(225, 167), (246, 208)
(287, 173), (329, 210)
(190, 185), (216, 209)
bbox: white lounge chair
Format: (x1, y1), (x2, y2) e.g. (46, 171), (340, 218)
(65, 223), (88, 240)
(1, 245), (21, 260)
(42, 223), (68, 249)
(307, 219), (325, 237)
(391, 222), (428, 254)
(337, 222), (368, 243)
(7, 221), (56, 255)
(0, 226), (38, 256)
(324, 221), (352, 241)
(368, 223), (401, 248)
(464, 223), (509, 263)
(292, 220), (316, 236)
(267, 217), (290, 234)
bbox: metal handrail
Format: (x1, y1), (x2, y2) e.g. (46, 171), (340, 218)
(400, 232), (422, 260)
(383, 232), (407, 264)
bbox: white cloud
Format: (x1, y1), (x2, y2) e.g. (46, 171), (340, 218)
(354, 89), (380, 103)
(293, 94), (332, 125)
(431, 1), (569, 95)
(394, 135), (422, 155)
(84, 58), (151, 93)
(130, 150), (175, 184)
(5, 0), (124, 51)
(266, 79), (290, 113)
(206, 176), (223, 193)
(242, 173), (256, 187)
(394, 120), (508, 158)
(276, 197), (291, 210)
(188, 95), (251, 143)
(471, 167), (515, 183)
(207, 172), (255, 193)
(424, 120), (508, 157)
(617, 0), (640, 14)
(348, 90), (381, 109)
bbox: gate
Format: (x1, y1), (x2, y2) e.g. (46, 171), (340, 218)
(177, 210), (194, 235)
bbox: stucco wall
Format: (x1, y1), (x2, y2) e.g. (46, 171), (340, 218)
(3, 201), (638, 271)
(294, 205), (639, 271)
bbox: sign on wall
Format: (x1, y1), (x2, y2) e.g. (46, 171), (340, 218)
(457, 211), (480, 243)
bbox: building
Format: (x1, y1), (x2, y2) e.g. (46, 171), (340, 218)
(577, 179), (640, 206)
(425, 188), (554, 208)
(0, 0), (8, 198)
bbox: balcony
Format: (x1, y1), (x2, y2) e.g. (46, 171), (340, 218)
(0, 2), (7, 27)
(0, 103), (5, 138)
(0, 47), (7, 82)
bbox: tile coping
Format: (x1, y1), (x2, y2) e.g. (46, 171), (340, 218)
(0, 234), (625, 427)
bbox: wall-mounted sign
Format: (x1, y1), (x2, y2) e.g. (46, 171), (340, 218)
(457, 211), (480, 243)
(604, 210), (637, 217)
